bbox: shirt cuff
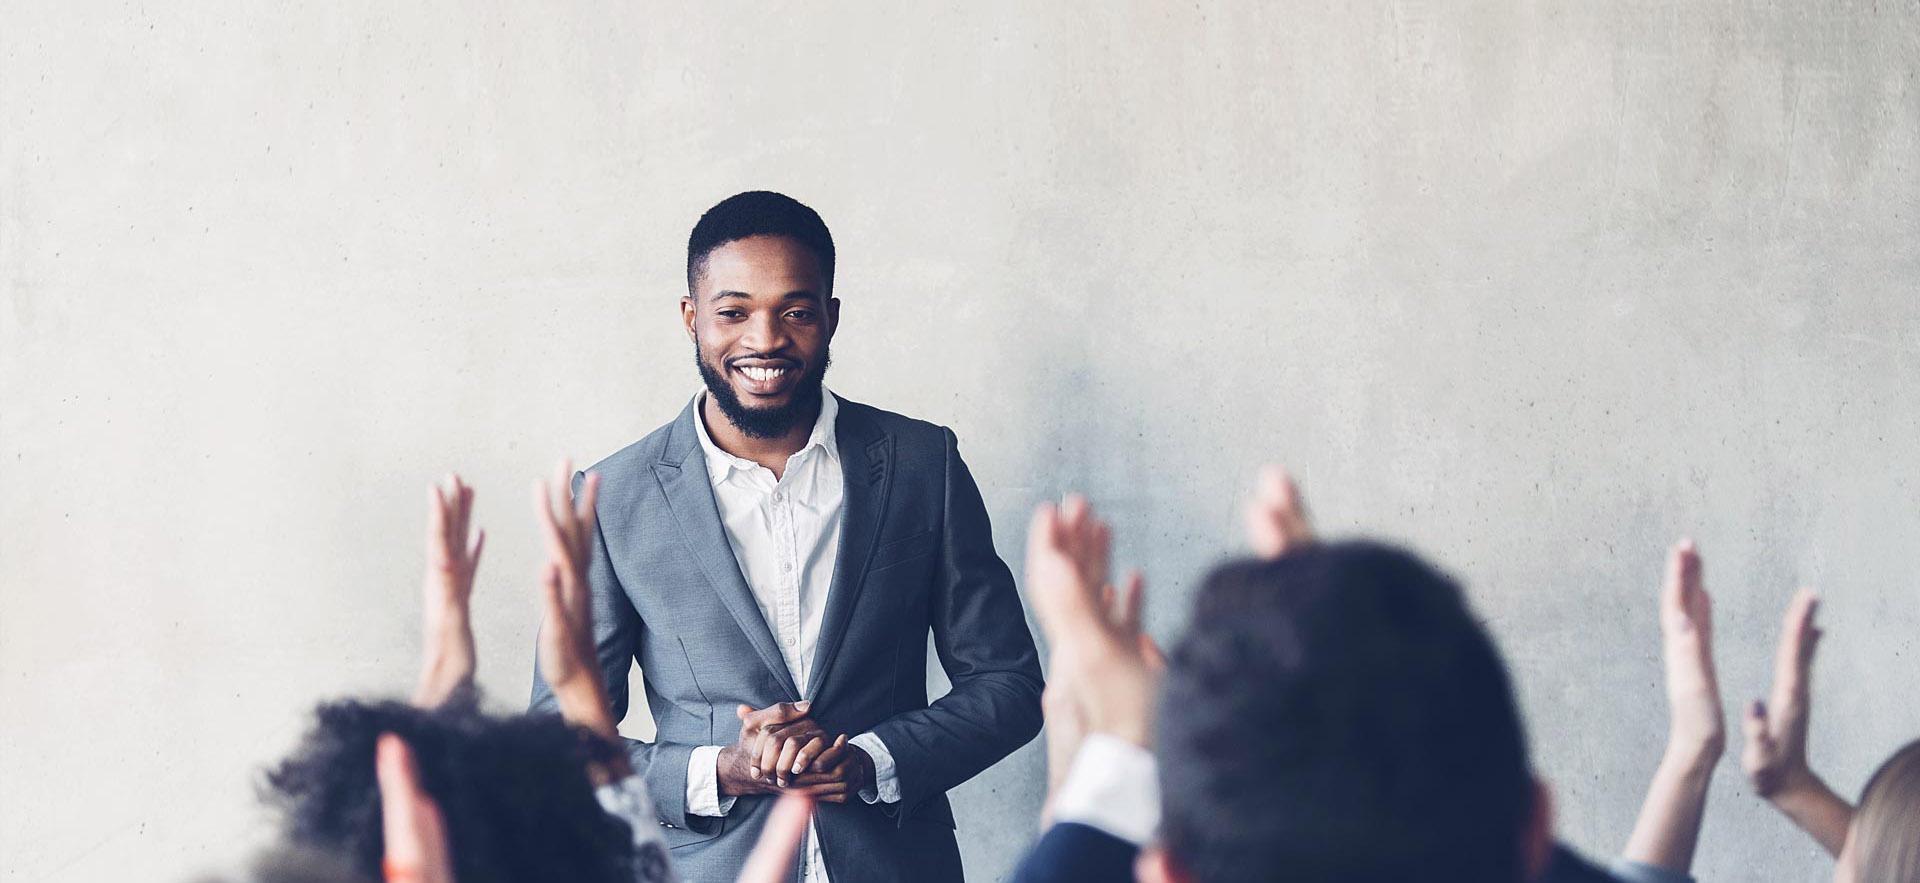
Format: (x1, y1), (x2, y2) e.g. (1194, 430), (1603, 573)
(849, 732), (901, 804)
(686, 745), (738, 817)
(1608, 859), (1697, 883)
(1050, 733), (1160, 846)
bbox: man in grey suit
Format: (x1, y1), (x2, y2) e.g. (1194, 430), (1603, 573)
(531, 191), (1044, 883)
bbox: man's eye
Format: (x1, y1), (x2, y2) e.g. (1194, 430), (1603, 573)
(718, 309), (745, 319)
(787, 310), (815, 321)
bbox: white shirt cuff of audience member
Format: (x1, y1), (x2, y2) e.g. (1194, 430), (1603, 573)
(1051, 733), (1160, 846)
(687, 745), (738, 817)
(849, 732), (901, 804)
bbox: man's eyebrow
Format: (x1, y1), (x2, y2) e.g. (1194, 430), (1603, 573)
(708, 289), (823, 302)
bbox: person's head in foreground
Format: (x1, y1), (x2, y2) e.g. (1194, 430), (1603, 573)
(264, 696), (636, 883)
(1840, 738), (1920, 883)
(1141, 540), (1550, 883)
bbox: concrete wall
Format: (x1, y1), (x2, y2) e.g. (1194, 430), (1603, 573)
(3, 2), (1916, 880)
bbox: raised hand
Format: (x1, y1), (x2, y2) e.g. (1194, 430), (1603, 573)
(534, 460), (615, 740)
(1025, 495), (1158, 748)
(1622, 540), (1724, 872)
(1744, 588), (1822, 796)
(415, 475), (486, 708)
(376, 733), (455, 883)
(1660, 540), (1725, 760)
(1743, 587), (1853, 855)
(1244, 465), (1313, 559)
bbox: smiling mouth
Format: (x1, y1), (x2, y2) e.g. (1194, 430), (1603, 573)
(731, 361), (798, 396)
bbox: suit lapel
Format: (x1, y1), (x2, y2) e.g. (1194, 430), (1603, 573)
(806, 402), (893, 701)
(653, 400), (801, 701)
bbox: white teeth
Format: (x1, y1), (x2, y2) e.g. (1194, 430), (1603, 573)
(739, 366), (786, 382)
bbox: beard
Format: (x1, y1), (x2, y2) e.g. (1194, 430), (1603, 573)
(694, 336), (830, 440)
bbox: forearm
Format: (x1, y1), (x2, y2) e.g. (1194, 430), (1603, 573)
(871, 669), (1043, 808)
(1769, 776), (1854, 856)
(1623, 744), (1719, 871)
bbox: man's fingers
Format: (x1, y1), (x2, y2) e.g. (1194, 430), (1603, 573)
(790, 780), (852, 797)
(758, 731), (788, 784)
(775, 735), (809, 786)
(736, 793), (813, 883)
(743, 701), (812, 727)
(806, 734), (850, 774)
(788, 735), (830, 776)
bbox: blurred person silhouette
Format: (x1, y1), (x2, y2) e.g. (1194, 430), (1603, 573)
(1011, 468), (1722, 883)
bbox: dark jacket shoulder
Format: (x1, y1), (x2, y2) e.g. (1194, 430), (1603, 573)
(833, 396), (949, 449)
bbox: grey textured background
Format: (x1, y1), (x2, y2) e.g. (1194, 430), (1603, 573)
(3, 2), (1917, 881)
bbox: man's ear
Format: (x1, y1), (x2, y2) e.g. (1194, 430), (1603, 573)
(825, 295), (841, 339)
(680, 295), (698, 342)
(1522, 776), (1556, 881)
(1136, 843), (1194, 883)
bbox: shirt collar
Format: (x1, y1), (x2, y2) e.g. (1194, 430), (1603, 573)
(692, 388), (840, 484)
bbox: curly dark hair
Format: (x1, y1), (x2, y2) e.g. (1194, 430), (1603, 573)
(262, 693), (635, 883)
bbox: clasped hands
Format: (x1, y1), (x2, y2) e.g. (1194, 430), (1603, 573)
(717, 701), (874, 803)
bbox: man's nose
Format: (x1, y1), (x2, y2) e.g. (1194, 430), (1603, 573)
(740, 312), (790, 354)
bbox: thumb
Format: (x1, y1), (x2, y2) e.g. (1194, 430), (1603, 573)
(737, 704), (754, 722)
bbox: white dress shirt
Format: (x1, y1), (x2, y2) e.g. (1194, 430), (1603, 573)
(683, 389), (900, 882)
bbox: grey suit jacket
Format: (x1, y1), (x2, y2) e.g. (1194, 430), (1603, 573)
(531, 396), (1044, 883)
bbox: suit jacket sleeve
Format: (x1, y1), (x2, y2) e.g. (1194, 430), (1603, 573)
(869, 428), (1045, 821)
(1008, 823), (1140, 883)
(530, 470), (703, 830)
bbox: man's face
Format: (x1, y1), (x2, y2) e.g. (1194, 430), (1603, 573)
(681, 235), (839, 439)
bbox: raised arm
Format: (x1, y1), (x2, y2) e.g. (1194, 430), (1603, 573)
(528, 466), (701, 814)
(866, 428), (1045, 819)
(1743, 587), (1854, 856)
(415, 475), (486, 708)
(1621, 540), (1724, 875)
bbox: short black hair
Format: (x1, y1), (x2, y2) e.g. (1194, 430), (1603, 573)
(263, 696), (635, 883)
(686, 190), (835, 293)
(1156, 542), (1535, 883)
